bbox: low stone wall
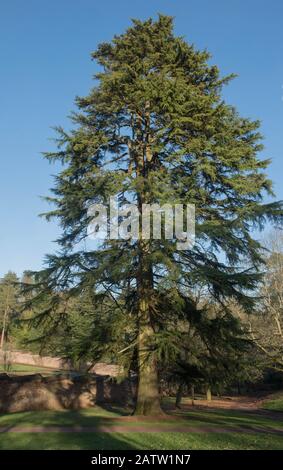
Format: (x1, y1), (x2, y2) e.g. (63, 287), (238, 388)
(0, 373), (135, 413)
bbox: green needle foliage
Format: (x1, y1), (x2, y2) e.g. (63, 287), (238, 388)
(28, 15), (282, 415)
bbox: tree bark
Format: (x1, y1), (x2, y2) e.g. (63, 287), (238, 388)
(206, 386), (212, 401)
(0, 326), (5, 350)
(132, 104), (163, 416)
(134, 297), (163, 415)
(133, 227), (162, 415)
(0, 301), (10, 350)
(175, 382), (184, 409)
(191, 384), (195, 405)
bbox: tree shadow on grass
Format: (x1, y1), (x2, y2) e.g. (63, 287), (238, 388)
(0, 407), (127, 430)
(1, 399), (283, 452)
(1, 406), (283, 450)
(0, 409), (137, 450)
(0, 431), (136, 450)
(166, 405), (283, 431)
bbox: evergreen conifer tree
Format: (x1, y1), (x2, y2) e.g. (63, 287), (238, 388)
(33, 15), (282, 415)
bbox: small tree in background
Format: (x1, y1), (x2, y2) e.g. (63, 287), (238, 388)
(0, 272), (20, 360)
(246, 230), (283, 372)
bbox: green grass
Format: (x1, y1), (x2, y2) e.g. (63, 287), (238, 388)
(262, 391), (283, 412)
(0, 431), (282, 450)
(0, 363), (59, 375)
(0, 406), (282, 430)
(0, 405), (282, 450)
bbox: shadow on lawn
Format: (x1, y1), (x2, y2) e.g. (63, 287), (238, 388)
(167, 405), (283, 430)
(0, 431), (137, 451)
(1, 419), (283, 451)
(0, 409), (137, 450)
(0, 408), (124, 430)
(1, 401), (283, 450)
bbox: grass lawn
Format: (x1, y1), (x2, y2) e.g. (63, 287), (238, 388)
(0, 363), (60, 375)
(0, 405), (282, 450)
(261, 392), (283, 412)
(1, 431), (283, 450)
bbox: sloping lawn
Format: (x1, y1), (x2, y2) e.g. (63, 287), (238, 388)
(0, 406), (282, 430)
(0, 405), (282, 450)
(261, 392), (283, 412)
(0, 431), (283, 450)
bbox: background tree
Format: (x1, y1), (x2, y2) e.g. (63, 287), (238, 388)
(246, 230), (283, 372)
(0, 272), (20, 352)
(161, 295), (255, 406)
(27, 15), (282, 415)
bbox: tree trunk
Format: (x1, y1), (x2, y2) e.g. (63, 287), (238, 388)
(134, 297), (163, 415)
(175, 382), (184, 409)
(0, 306), (9, 350)
(0, 326), (5, 350)
(1, 287), (11, 351)
(206, 386), (212, 402)
(191, 385), (195, 405)
(132, 104), (163, 416)
(237, 381), (241, 396)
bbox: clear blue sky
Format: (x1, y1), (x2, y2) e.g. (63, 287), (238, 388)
(0, 0), (282, 277)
